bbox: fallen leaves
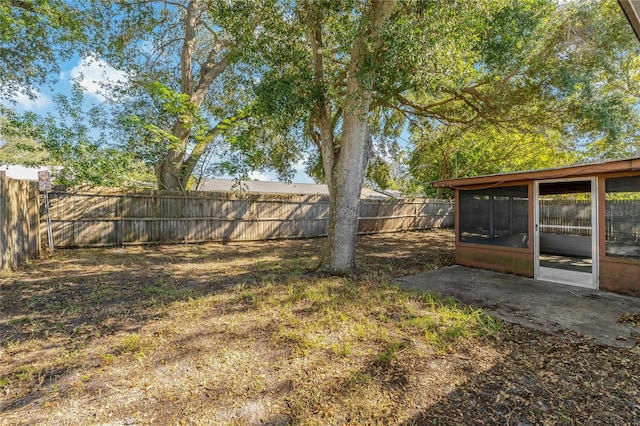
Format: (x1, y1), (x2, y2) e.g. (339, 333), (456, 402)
(1, 230), (640, 425)
(618, 312), (640, 326)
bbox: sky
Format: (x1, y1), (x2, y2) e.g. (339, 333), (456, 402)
(6, 53), (315, 183)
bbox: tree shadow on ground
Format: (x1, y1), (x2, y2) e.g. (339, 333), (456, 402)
(400, 325), (640, 425)
(0, 230), (457, 422)
(252, 322), (640, 425)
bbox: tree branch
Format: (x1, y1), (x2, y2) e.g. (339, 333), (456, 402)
(449, 90), (483, 115)
(154, 37), (184, 57)
(395, 93), (458, 112)
(392, 98), (479, 125)
(180, 0), (199, 96)
(11, 0), (37, 12)
(307, 117), (322, 152)
(120, 0), (187, 10)
(181, 111), (251, 179)
(305, 1), (336, 184)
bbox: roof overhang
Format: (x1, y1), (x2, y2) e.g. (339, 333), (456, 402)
(432, 157), (640, 190)
(619, 0), (640, 42)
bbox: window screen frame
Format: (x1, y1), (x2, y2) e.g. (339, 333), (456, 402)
(457, 184), (530, 249)
(604, 175), (640, 260)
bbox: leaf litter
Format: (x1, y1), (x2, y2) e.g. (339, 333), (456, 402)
(1, 229), (639, 425)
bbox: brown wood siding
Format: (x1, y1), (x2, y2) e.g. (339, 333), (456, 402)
(598, 174), (640, 293)
(600, 258), (640, 293)
(456, 244), (534, 277)
(598, 176), (606, 289)
(435, 157), (640, 189)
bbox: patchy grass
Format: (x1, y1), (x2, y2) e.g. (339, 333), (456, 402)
(1, 229), (639, 425)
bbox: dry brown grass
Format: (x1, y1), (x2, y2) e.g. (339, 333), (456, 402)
(1, 229), (639, 425)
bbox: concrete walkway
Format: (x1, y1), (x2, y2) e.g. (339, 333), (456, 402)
(395, 265), (640, 348)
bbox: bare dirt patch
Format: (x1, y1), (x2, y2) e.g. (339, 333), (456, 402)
(1, 229), (639, 425)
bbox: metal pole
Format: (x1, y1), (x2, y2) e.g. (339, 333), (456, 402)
(44, 190), (54, 254)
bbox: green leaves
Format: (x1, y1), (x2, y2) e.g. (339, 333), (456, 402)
(0, 0), (87, 98)
(401, 0), (640, 194)
(6, 82), (156, 187)
(3, 0), (639, 194)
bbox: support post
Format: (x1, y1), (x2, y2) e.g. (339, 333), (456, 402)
(44, 190), (54, 255)
(489, 195), (495, 239)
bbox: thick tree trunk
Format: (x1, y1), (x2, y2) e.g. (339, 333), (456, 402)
(322, 118), (371, 274)
(155, 0), (233, 191)
(156, 122), (190, 190)
(318, 0), (395, 275)
(156, 150), (186, 190)
(156, 110), (247, 190)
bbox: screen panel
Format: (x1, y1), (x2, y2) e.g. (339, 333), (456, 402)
(459, 185), (528, 248)
(605, 176), (640, 259)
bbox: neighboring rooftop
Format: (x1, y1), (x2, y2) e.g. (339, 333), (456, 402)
(0, 165), (51, 180)
(198, 178), (400, 199)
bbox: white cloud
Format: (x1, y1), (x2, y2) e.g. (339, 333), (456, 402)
(248, 170), (269, 181)
(11, 90), (51, 111)
(69, 53), (129, 101)
(293, 157), (308, 174)
(291, 155), (314, 184)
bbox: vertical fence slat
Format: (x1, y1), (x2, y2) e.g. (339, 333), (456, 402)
(0, 173), (41, 271)
(33, 188), (454, 248)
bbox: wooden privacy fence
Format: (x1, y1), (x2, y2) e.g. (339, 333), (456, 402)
(539, 199), (593, 236)
(0, 172), (40, 271)
(539, 198), (640, 239)
(606, 199), (640, 242)
(42, 188), (454, 248)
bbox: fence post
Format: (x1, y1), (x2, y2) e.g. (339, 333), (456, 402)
(0, 171), (6, 271)
(31, 182), (41, 259)
(118, 189), (124, 247)
(119, 218), (124, 247)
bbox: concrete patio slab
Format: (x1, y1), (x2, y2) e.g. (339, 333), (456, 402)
(395, 265), (640, 348)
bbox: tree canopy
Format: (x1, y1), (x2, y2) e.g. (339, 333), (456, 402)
(4, 0), (638, 190)
(404, 0), (640, 197)
(0, 0), (87, 98)
(91, 0), (307, 190)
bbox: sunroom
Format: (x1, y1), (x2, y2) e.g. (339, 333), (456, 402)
(432, 157), (640, 294)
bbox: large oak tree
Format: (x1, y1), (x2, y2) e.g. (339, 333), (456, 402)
(262, 0), (552, 274)
(97, 0), (300, 190)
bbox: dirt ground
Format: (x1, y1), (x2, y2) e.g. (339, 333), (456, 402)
(1, 229), (640, 425)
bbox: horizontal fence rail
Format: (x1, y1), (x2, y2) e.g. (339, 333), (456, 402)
(42, 187), (455, 248)
(539, 199), (640, 239)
